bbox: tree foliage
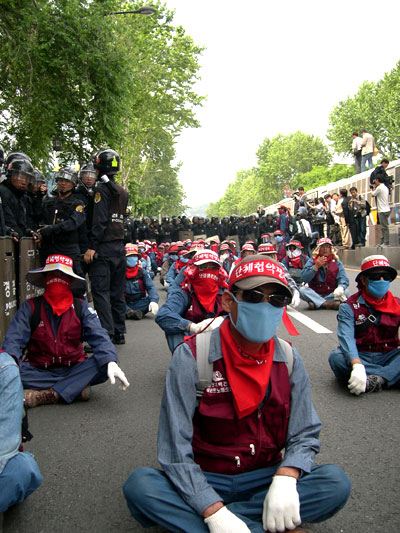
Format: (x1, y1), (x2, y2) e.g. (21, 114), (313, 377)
(208, 131), (332, 216)
(0, 0), (204, 215)
(291, 164), (355, 192)
(328, 60), (400, 159)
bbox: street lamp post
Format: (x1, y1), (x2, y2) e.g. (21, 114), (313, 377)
(109, 6), (156, 16)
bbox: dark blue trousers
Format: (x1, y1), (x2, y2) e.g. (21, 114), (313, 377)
(123, 464), (351, 533)
(20, 358), (109, 403)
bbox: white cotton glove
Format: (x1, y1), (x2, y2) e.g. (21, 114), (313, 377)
(263, 475), (301, 533)
(348, 363), (367, 395)
(333, 286), (347, 302)
(290, 290), (301, 308)
(148, 302), (159, 315)
(107, 361), (130, 390)
(188, 317), (224, 334)
(99, 174), (109, 183)
(204, 506), (251, 533)
(164, 281), (170, 288)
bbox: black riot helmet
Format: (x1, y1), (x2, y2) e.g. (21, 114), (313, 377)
(78, 161), (96, 193)
(7, 158), (35, 191)
(5, 152), (31, 173)
(0, 145), (5, 166)
(55, 167), (77, 185)
(93, 148), (120, 176)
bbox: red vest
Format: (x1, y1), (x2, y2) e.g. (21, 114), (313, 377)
(308, 260), (339, 296)
(347, 292), (400, 353)
(186, 336), (291, 475)
(184, 290), (224, 324)
(26, 299), (86, 368)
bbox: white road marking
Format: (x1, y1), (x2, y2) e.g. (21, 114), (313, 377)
(286, 307), (333, 334)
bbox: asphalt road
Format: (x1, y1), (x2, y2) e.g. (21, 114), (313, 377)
(3, 270), (400, 533)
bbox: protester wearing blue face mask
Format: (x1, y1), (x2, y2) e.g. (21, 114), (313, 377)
(165, 248), (194, 291)
(125, 244), (159, 320)
(124, 255), (351, 533)
(329, 255), (400, 395)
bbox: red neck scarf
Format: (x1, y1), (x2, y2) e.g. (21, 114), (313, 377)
(288, 255), (302, 268)
(362, 289), (400, 314)
(314, 253), (334, 265)
(191, 269), (220, 312)
(43, 277), (73, 316)
(126, 265), (139, 279)
(220, 318), (275, 419)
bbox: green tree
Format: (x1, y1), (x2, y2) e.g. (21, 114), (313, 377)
(291, 164), (355, 192)
(256, 131), (332, 204)
(328, 61), (400, 159)
(0, 1), (204, 214)
(327, 81), (380, 156)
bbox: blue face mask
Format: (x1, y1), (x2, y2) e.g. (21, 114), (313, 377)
(180, 257), (189, 263)
(367, 279), (390, 299)
(275, 236), (283, 243)
(170, 254), (178, 261)
(127, 256), (138, 267)
(230, 294), (284, 343)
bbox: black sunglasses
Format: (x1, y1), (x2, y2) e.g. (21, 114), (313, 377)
(365, 272), (392, 281)
(238, 289), (291, 307)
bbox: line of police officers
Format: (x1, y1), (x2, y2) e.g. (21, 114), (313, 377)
(0, 147), (128, 345)
(126, 213), (279, 247)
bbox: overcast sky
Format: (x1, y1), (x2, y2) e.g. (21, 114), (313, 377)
(163, 0), (400, 209)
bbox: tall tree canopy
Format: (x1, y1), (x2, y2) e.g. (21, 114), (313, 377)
(0, 0), (204, 215)
(208, 131), (331, 216)
(328, 60), (400, 159)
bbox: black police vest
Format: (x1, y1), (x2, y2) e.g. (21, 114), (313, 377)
(42, 196), (81, 244)
(103, 183), (128, 242)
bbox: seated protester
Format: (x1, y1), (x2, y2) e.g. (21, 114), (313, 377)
(273, 230), (286, 262)
(2, 255), (129, 408)
(165, 249), (191, 287)
(169, 243), (206, 292)
(300, 238), (349, 311)
(138, 242), (154, 279)
(125, 244), (159, 321)
(281, 240), (308, 287)
(229, 243), (256, 275)
(159, 244), (179, 287)
(219, 242), (234, 275)
(155, 243), (165, 268)
(329, 255), (400, 395)
(0, 352), (42, 514)
(147, 241), (159, 278)
(229, 240), (239, 259)
(260, 232), (272, 244)
(124, 255), (351, 533)
(155, 250), (228, 353)
(258, 243), (301, 309)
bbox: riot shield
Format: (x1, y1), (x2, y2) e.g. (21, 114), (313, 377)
(0, 237), (17, 343)
(19, 237), (43, 305)
(178, 230), (194, 241)
(193, 234), (207, 241)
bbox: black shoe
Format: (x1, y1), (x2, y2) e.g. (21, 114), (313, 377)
(113, 333), (126, 345)
(365, 374), (385, 393)
(126, 309), (143, 320)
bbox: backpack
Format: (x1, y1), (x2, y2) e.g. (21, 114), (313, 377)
(195, 330), (294, 401)
(287, 215), (298, 237)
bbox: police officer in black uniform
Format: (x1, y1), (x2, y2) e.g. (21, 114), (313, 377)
(74, 162), (96, 267)
(38, 167), (86, 293)
(0, 155), (37, 241)
(84, 149), (128, 345)
(160, 217), (174, 243)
